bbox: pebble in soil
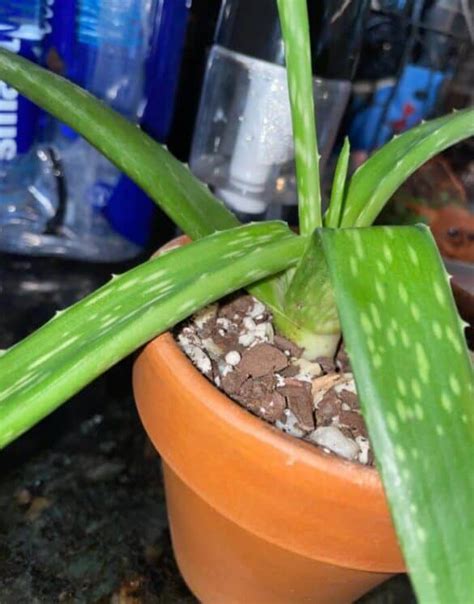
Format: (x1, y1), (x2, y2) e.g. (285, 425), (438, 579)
(177, 294), (373, 466)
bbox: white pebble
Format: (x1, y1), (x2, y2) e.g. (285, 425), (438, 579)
(218, 361), (233, 377)
(264, 322), (274, 342)
(243, 317), (257, 331)
(216, 317), (231, 330)
(193, 304), (217, 329)
(295, 358), (323, 379)
(225, 351), (241, 366)
(276, 409), (305, 438)
(308, 426), (359, 460)
(238, 332), (255, 347)
(356, 436), (370, 465)
(250, 300), (266, 318)
(178, 336), (212, 376)
(275, 374), (286, 387)
(254, 322), (273, 342)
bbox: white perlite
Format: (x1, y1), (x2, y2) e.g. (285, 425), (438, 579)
(309, 426), (359, 461)
(356, 436), (370, 465)
(225, 351), (241, 366)
(193, 304), (218, 329)
(238, 332), (256, 347)
(249, 300), (266, 318)
(238, 310), (274, 349)
(294, 357), (323, 380)
(276, 409), (305, 438)
(178, 333), (212, 376)
(218, 360), (233, 377)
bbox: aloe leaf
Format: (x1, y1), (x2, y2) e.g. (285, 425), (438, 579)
(0, 48), (239, 239)
(258, 0), (333, 356)
(341, 108), (474, 228)
(324, 137), (350, 228)
(318, 225), (474, 603)
(0, 223), (305, 448)
(276, 0), (322, 234)
(273, 235), (340, 358)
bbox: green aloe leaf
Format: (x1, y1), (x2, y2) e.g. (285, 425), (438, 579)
(324, 137), (350, 228)
(0, 223), (305, 448)
(276, 0), (322, 234)
(341, 109), (474, 228)
(274, 236), (341, 359)
(318, 225), (474, 603)
(0, 48), (239, 239)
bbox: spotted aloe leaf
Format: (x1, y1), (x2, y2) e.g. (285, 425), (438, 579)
(0, 48), (239, 240)
(340, 109), (474, 228)
(318, 225), (474, 603)
(272, 239), (340, 359)
(266, 0), (338, 358)
(324, 137), (350, 228)
(276, 0), (322, 234)
(0, 223), (304, 448)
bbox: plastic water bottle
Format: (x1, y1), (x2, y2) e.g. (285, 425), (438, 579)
(1, 0), (188, 261)
(64, 0), (156, 260)
(0, 1), (45, 234)
(82, 0), (149, 119)
(30, 0), (157, 261)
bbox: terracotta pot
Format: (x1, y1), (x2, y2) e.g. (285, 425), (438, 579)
(133, 330), (405, 604)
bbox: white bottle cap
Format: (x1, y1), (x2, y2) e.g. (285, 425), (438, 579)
(215, 187), (268, 214)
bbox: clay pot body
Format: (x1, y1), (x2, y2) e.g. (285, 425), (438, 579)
(133, 332), (405, 604)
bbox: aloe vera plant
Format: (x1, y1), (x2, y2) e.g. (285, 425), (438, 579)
(0, 1), (473, 602)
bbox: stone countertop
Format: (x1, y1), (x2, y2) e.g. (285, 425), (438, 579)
(0, 252), (415, 604)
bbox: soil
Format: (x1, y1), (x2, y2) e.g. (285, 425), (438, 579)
(176, 294), (374, 466)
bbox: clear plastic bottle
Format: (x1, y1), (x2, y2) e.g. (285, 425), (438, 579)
(83, 0), (149, 118)
(3, 0), (156, 261)
(37, 0), (151, 261)
(0, 0), (46, 235)
(1, 0), (186, 261)
(66, 0), (155, 260)
(189, 0), (367, 221)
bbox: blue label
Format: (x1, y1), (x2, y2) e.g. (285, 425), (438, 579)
(102, 175), (156, 247)
(348, 65), (446, 151)
(0, 36), (41, 160)
(143, 0), (190, 141)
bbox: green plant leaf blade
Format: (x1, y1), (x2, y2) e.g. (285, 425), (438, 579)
(0, 48), (239, 239)
(277, 0), (322, 234)
(0, 223), (305, 449)
(324, 137), (350, 228)
(275, 235), (341, 358)
(318, 225), (474, 603)
(341, 109), (474, 228)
